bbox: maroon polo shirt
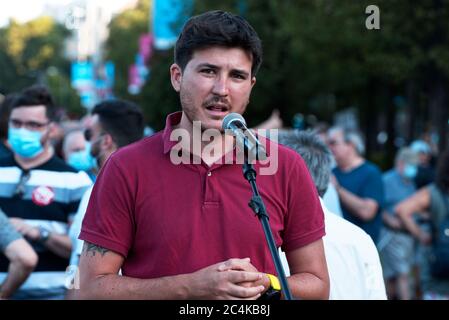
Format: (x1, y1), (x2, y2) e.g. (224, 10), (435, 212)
(80, 112), (325, 278)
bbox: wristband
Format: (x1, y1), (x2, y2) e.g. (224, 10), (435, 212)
(258, 273), (281, 301)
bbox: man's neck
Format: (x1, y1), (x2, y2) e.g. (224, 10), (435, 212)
(339, 155), (364, 172)
(200, 134), (235, 167)
(98, 149), (115, 169)
(177, 113), (234, 167)
(14, 145), (54, 170)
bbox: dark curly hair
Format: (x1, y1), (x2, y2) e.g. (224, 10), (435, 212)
(10, 85), (56, 121)
(175, 10), (263, 76)
(435, 149), (449, 193)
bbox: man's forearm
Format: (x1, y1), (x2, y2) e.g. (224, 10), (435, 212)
(287, 273), (329, 300)
(44, 233), (72, 259)
(337, 187), (377, 221)
(76, 273), (191, 300)
(0, 260), (34, 299)
(398, 213), (424, 240)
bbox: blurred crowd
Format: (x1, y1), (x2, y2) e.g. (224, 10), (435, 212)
(0, 84), (448, 300)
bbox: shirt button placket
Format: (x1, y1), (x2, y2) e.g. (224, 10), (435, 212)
(204, 170), (212, 203)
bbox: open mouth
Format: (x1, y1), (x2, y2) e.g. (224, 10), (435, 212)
(205, 105), (229, 112)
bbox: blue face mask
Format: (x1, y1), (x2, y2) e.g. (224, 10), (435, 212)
(403, 164), (418, 179)
(8, 127), (44, 158)
(67, 142), (96, 171)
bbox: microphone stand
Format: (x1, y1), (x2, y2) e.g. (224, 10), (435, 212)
(242, 143), (293, 300)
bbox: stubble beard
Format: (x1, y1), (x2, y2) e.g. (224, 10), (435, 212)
(180, 89), (225, 133)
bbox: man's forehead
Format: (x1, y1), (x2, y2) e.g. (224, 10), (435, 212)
(190, 47), (252, 68)
(10, 105), (48, 119)
(64, 131), (85, 149)
(66, 130), (84, 141)
(329, 130), (343, 139)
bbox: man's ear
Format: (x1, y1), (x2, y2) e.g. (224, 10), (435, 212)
(101, 133), (117, 152)
(251, 76), (256, 88)
(46, 122), (60, 141)
(170, 63), (182, 92)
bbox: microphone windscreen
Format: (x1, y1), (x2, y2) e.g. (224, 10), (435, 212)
(222, 113), (246, 130)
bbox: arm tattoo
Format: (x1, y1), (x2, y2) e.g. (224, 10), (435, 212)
(83, 242), (110, 257)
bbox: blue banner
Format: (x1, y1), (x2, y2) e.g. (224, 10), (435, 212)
(71, 61), (94, 88)
(153, 0), (193, 50)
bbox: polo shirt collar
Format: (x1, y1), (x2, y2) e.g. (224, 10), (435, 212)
(162, 111), (183, 154)
(161, 111), (271, 165)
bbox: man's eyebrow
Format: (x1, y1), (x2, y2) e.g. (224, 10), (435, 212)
(196, 63), (219, 70)
(230, 69), (250, 78)
(196, 63), (250, 77)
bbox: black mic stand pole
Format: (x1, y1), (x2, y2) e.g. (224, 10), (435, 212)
(242, 144), (293, 300)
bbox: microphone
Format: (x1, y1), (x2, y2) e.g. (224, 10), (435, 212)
(222, 113), (267, 161)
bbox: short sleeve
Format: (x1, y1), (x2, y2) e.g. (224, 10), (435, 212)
(79, 157), (135, 257)
(281, 154), (325, 252)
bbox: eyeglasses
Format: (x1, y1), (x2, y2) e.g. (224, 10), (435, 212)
(9, 119), (49, 131)
(14, 170), (31, 199)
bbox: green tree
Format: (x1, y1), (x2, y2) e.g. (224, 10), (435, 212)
(105, 0), (182, 130)
(0, 16), (84, 118)
(105, 0), (151, 99)
(105, 0), (449, 158)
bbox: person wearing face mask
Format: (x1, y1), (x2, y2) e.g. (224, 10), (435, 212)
(410, 140), (436, 189)
(377, 147), (419, 300)
(62, 129), (97, 181)
(65, 99), (144, 298)
(396, 150), (449, 299)
(0, 85), (92, 299)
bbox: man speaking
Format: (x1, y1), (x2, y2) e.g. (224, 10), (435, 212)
(77, 10), (329, 300)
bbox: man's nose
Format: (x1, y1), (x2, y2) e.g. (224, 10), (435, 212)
(212, 77), (229, 96)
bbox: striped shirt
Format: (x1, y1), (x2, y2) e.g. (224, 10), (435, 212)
(0, 154), (92, 272)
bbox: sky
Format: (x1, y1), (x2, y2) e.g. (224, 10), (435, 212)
(0, 0), (135, 27)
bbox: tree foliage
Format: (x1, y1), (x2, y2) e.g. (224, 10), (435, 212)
(0, 16), (84, 118)
(105, 0), (449, 156)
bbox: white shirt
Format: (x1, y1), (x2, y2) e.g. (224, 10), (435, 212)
(280, 198), (387, 299)
(322, 183), (343, 217)
(68, 186), (93, 267)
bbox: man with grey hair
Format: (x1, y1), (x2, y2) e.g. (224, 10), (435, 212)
(278, 130), (386, 299)
(327, 126), (385, 244)
(279, 130), (333, 197)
